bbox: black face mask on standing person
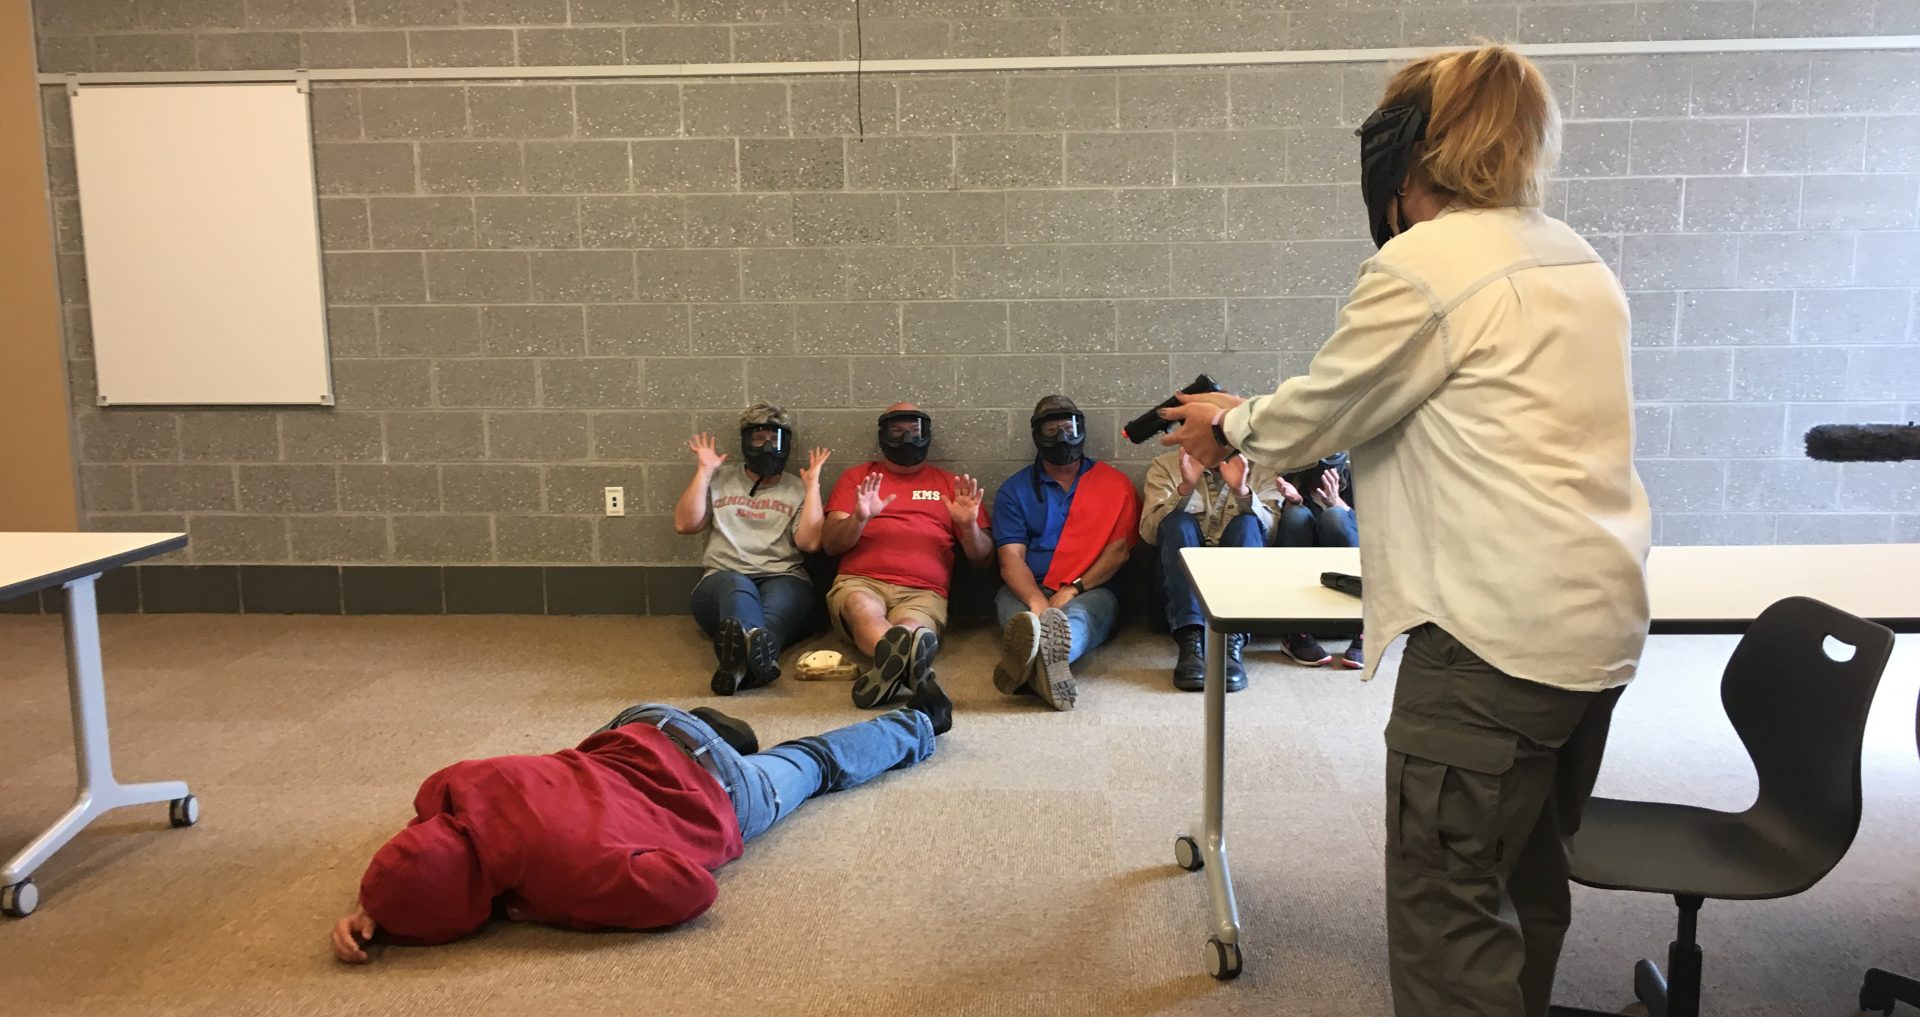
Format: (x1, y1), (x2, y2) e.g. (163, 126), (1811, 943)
(1031, 410), (1087, 467)
(878, 410), (932, 468)
(1355, 102), (1429, 248)
(740, 425), (791, 480)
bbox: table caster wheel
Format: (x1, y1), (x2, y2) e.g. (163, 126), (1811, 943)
(2, 879), (38, 919)
(1207, 936), (1242, 981)
(169, 795), (200, 828)
(1174, 834), (1203, 872)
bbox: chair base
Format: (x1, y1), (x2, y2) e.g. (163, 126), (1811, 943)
(1552, 894), (1703, 1017)
(1861, 968), (1920, 1015)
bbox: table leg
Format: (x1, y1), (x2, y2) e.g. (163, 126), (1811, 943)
(1, 575), (195, 918)
(1177, 622), (1242, 979)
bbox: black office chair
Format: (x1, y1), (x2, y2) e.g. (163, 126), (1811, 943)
(1858, 692), (1920, 1016)
(1551, 596), (1897, 1017)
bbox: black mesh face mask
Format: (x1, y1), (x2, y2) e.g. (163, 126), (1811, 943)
(1356, 102), (1429, 248)
(740, 424), (791, 481)
(1030, 410), (1086, 466)
(877, 410), (932, 467)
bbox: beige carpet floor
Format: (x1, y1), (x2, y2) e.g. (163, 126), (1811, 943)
(0, 614), (1915, 1017)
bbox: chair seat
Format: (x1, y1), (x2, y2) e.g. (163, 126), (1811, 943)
(1567, 796), (1841, 901)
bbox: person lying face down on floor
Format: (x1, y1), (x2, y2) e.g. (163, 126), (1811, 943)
(328, 685), (953, 963)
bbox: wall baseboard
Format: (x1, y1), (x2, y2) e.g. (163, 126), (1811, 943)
(0, 564), (686, 616)
(0, 560), (1170, 622)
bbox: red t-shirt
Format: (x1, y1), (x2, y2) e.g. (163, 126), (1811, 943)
(827, 461), (988, 597)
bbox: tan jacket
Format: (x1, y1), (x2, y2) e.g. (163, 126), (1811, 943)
(1221, 205), (1651, 691)
(1138, 450), (1278, 546)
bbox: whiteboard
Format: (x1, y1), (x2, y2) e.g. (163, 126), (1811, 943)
(71, 84), (333, 406)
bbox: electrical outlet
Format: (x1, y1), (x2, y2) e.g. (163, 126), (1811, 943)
(604, 487), (625, 517)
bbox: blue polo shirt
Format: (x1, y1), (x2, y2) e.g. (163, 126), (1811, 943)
(992, 458), (1096, 582)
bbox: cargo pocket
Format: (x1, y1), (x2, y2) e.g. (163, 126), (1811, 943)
(1385, 717), (1519, 879)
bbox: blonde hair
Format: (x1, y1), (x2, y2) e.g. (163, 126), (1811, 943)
(1379, 43), (1560, 209)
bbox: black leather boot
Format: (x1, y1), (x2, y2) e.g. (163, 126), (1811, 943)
(1172, 626), (1206, 691)
(1223, 633), (1249, 692)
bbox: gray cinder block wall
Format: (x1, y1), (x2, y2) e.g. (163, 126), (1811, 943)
(33, 1), (1920, 574)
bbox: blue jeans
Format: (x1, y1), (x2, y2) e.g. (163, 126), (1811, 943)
(601, 704), (935, 842)
(1275, 503), (1358, 549)
(1158, 511), (1266, 632)
(690, 571), (813, 652)
(994, 584), (1119, 664)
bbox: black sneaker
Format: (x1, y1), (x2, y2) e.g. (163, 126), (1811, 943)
(1280, 633), (1332, 667)
(1339, 634), (1364, 670)
(905, 672), (953, 736)
(689, 707), (759, 756)
(1172, 626), (1206, 692)
(1224, 632), (1249, 692)
(852, 625), (915, 709)
(908, 628), (939, 694)
(742, 626), (781, 689)
(710, 617), (749, 696)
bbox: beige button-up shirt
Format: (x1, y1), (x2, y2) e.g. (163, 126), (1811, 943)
(1138, 450), (1278, 547)
(1222, 205), (1651, 691)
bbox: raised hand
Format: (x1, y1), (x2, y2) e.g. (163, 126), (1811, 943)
(1315, 467), (1346, 510)
(1219, 453), (1250, 495)
(945, 473), (984, 528)
(1178, 449), (1205, 490)
(854, 473), (894, 522)
(800, 446), (831, 487)
(688, 432), (728, 471)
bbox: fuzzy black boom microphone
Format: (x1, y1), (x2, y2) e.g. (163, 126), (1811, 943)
(1803, 423), (1920, 463)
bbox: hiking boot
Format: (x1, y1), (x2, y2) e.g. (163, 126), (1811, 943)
(1032, 608), (1076, 711)
(994, 611), (1041, 694)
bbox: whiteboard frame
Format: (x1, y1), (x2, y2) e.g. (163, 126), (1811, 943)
(71, 83), (334, 407)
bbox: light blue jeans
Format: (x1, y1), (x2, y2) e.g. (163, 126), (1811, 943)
(994, 585), (1120, 664)
(601, 704), (935, 841)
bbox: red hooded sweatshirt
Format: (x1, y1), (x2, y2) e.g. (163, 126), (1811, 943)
(357, 723), (744, 945)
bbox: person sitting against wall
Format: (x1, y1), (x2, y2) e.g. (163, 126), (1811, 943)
(673, 402), (830, 696)
(329, 687), (951, 963)
(822, 402), (991, 711)
(989, 395), (1141, 711)
(1139, 446), (1278, 692)
(1272, 452), (1363, 669)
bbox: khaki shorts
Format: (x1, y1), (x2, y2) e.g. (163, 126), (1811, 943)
(826, 574), (949, 643)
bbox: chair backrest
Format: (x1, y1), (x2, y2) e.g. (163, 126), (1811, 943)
(1723, 596), (1896, 887)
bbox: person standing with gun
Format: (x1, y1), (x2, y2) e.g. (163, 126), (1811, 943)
(1158, 43), (1651, 1017)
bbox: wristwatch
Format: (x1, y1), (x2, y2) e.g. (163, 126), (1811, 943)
(1069, 578), (1087, 594)
(1209, 409), (1235, 454)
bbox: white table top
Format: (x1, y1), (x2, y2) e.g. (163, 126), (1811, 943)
(1181, 543), (1920, 634)
(0, 532), (187, 601)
